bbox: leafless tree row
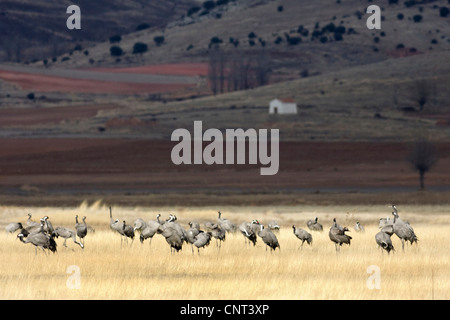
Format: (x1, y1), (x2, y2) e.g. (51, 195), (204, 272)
(208, 46), (271, 95)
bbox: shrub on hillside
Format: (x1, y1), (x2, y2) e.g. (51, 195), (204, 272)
(133, 42), (148, 54)
(413, 14), (422, 22)
(154, 36), (165, 46)
(440, 7), (449, 17)
(110, 46), (123, 56)
(136, 23), (150, 31)
(203, 1), (216, 11)
(109, 35), (122, 43)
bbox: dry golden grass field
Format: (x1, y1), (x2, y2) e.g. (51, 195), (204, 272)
(0, 201), (448, 300)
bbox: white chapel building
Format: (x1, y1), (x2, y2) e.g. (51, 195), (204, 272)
(269, 98), (297, 114)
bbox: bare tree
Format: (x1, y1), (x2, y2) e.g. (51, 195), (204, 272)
(415, 80), (429, 111)
(208, 46), (227, 95)
(255, 47), (271, 87)
(407, 138), (437, 190)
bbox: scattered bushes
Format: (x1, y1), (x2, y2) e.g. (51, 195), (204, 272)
(136, 23), (150, 31)
(413, 14), (423, 22)
(203, 1), (216, 10)
(440, 7), (449, 17)
(153, 36), (165, 46)
(109, 35), (122, 43)
(209, 36), (223, 48)
(110, 46), (123, 57)
(187, 6), (201, 16)
(132, 42), (148, 54)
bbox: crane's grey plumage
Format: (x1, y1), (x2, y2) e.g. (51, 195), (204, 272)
(186, 222), (201, 254)
(209, 223), (226, 250)
(138, 215), (161, 245)
(238, 221), (257, 246)
(391, 208), (418, 251)
(256, 224), (280, 252)
(157, 224), (183, 253)
(193, 231), (212, 254)
(354, 221), (365, 233)
(122, 220), (135, 246)
(217, 211), (236, 233)
(5, 222), (23, 233)
(52, 226), (84, 249)
(380, 224), (394, 236)
(329, 218), (352, 252)
(42, 216), (54, 234)
(133, 218), (147, 233)
(307, 217), (323, 231)
(165, 215), (188, 244)
(379, 217), (392, 229)
(375, 230), (394, 253)
(109, 207), (126, 246)
(268, 220), (280, 233)
(22, 218), (46, 237)
(17, 220), (57, 255)
(188, 221), (200, 230)
(75, 215), (87, 246)
(26, 213), (39, 227)
(292, 225), (312, 249)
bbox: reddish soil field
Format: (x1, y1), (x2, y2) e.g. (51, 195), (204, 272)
(0, 139), (449, 205)
(0, 69), (195, 94)
(86, 63), (208, 76)
(0, 104), (122, 126)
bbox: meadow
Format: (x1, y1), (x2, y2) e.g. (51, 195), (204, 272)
(0, 202), (448, 300)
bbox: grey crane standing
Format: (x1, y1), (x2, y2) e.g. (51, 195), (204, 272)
(256, 223), (280, 252)
(292, 225), (312, 249)
(354, 221), (365, 233)
(42, 216), (54, 234)
(307, 217), (323, 231)
(186, 222), (201, 254)
(137, 214), (161, 246)
(193, 231), (212, 254)
(26, 213), (39, 227)
(375, 229), (394, 254)
(122, 220), (135, 246)
(238, 221), (257, 247)
(109, 207), (126, 246)
(209, 223), (226, 251)
(75, 215), (88, 246)
(217, 211), (236, 233)
(329, 218), (352, 252)
(391, 206), (418, 251)
(17, 220), (57, 255)
(52, 226), (84, 249)
(157, 224), (183, 253)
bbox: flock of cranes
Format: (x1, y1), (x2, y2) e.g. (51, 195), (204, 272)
(5, 205), (418, 255)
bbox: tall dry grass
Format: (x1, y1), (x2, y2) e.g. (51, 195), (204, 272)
(0, 202), (448, 300)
